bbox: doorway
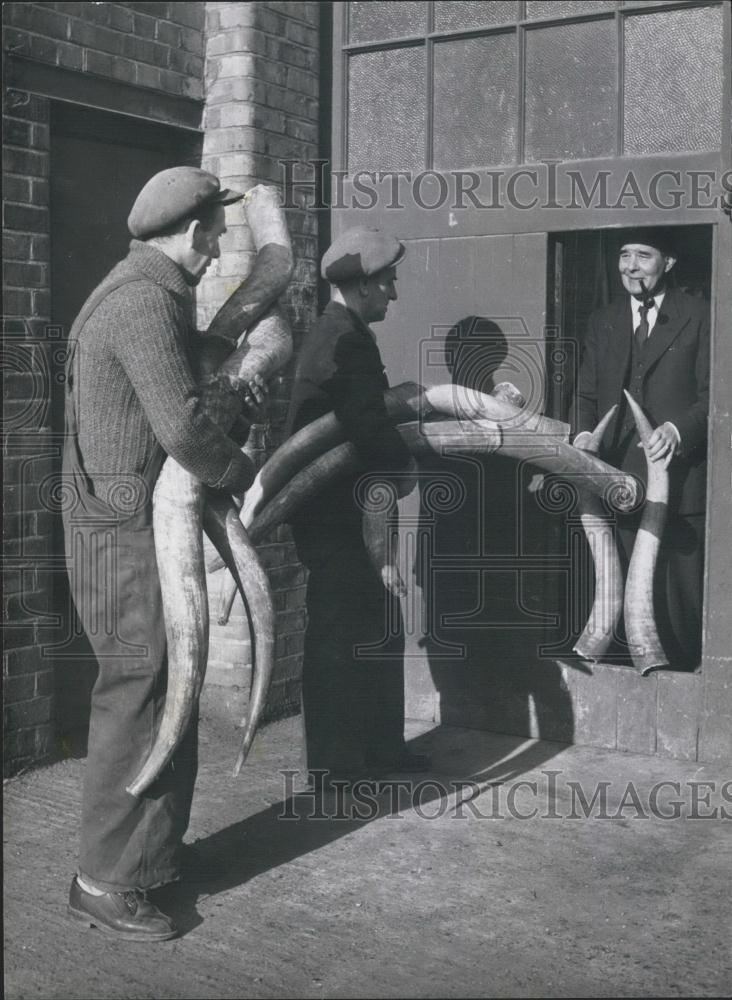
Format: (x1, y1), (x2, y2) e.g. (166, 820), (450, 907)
(545, 224), (712, 671)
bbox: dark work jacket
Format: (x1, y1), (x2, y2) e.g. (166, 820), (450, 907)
(574, 288), (710, 514)
(287, 301), (412, 527)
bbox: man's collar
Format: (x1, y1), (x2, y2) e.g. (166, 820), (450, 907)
(325, 299), (376, 341)
(630, 289), (665, 313)
(127, 239), (191, 298)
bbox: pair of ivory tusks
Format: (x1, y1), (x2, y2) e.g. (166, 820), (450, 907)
(573, 392), (669, 673)
(126, 185), (294, 798)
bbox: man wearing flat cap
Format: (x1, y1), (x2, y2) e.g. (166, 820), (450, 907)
(63, 167), (264, 940)
(573, 227), (710, 669)
(287, 227), (428, 788)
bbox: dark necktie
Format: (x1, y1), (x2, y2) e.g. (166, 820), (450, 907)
(634, 301), (650, 353)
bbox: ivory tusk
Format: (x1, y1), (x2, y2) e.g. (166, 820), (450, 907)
(622, 390), (670, 675)
(125, 468), (208, 799)
(202, 495), (275, 775)
(205, 185), (294, 342)
(573, 406), (624, 662)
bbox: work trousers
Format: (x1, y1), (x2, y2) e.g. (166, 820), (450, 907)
(63, 433), (197, 892)
(293, 521), (406, 778)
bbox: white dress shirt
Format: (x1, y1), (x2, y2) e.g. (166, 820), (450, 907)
(630, 290), (665, 337)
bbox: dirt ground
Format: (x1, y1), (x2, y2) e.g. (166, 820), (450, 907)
(4, 709), (731, 999)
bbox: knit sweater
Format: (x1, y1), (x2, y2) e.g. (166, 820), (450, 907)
(71, 240), (251, 503)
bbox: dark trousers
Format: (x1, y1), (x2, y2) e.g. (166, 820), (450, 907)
(63, 439), (197, 891)
(293, 521), (406, 777)
(617, 510), (705, 670)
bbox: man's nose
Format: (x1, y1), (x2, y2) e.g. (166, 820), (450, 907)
(389, 285), (398, 300)
(212, 242), (221, 259)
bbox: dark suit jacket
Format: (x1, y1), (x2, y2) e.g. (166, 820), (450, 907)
(574, 287), (710, 514)
(287, 300), (412, 527)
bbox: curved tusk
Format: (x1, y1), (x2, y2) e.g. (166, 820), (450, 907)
(574, 406), (623, 662)
(205, 185), (294, 342)
(622, 390), (670, 675)
(126, 186), (293, 796)
(585, 405), (618, 454)
(422, 383), (566, 437)
(573, 499), (624, 662)
(126, 464), (208, 798)
(202, 495), (275, 775)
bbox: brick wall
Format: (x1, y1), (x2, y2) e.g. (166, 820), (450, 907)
(199, 1), (320, 718)
(2, 2), (207, 776)
(3, 2), (205, 97)
(2, 77), (55, 774)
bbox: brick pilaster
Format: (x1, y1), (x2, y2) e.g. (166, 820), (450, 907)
(199, 1), (320, 716)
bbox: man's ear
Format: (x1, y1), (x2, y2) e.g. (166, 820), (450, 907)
(186, 218), (201, 249)
(664, 254), (677, 273)
(358, 275), (371, 297)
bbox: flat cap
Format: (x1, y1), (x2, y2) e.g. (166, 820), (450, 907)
(128, 166), (243, 239)
(321, 227), (405, 282)
(618, 226), (678, 257)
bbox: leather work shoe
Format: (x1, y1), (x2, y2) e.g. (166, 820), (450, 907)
(67, 877), (177, 941)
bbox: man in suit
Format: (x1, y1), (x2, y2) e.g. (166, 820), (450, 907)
(287, 227), (429, 787)
(573, 227), (710, 669)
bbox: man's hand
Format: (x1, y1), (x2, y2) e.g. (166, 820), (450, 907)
(240, 374), (269, 422)
(641, 421), (681, 469)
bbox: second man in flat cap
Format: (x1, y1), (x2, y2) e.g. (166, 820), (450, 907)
(287, 227), (429, 789)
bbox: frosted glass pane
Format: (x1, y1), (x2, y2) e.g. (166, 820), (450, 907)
(525, 19), (616, 161)
(349, 2), (426, 43)
(624, 7), (723, 154)
(434, 1), (518, 32)
(433, 35), (518, 169)
(526, 0), (616, 17)
(348, 48), (425, 172)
